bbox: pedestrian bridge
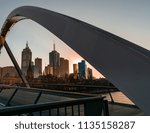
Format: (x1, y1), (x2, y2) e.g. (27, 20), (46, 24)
(0, 84), (109, 116)
(0, 84), (143, 116)
(0, 6), (150, 115)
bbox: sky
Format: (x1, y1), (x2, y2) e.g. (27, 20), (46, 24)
(0, 0), (150, 78)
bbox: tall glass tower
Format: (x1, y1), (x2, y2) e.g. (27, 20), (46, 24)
(49, 43), (60, 75)
(78, 60), (87, 79)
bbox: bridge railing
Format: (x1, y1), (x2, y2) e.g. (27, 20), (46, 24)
(0, 97), (109, 116)
(0, 84), (115, 106)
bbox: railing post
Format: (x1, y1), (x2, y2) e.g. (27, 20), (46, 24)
(84, 98), (103, 116)
(107, 89), (114, 103)
(34, 91), (42, 104)
(103, 100), (109, 116)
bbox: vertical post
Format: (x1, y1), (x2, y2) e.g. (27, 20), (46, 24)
(103, 100), (109, 116)
(5, 88), (18, 106)
(4, 41), (30, 88)
(84, 98), (103, 116)
(107, 89), (114, 103)
(78, 104), (80, 116)
(34, 91), (42, 104)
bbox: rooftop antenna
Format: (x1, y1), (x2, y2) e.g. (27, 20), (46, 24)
(26, 41), (28, 48)
(53, 40), (55, 51)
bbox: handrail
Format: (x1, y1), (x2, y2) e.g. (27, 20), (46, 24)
(0, 84), (95, 99)
(0, 84), (117, 90)
(0, 97), (108, 116)
(0, 84), (116, 100)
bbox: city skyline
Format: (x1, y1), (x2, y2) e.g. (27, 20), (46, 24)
(0, 0), (150, 78)
(0, 41), (93, 82)
(1, 40), (98, 78)
(0, 42), (94, 80)
(0, 2), (150, 116)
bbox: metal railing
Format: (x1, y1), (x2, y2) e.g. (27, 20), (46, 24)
(0, 97), (109, 116)
(0, 84), (116, 105)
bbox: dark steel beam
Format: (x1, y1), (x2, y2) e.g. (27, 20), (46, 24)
(4, 41), (30, 87)
(34, 91), (42, 104)
(5, 88), (18, 106)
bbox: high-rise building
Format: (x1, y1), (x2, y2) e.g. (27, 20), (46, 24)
(87, 67), (93, 80)
(73, 64), (78, 79)
(78, 60), (87, 79)
(57, 58), (69, 77)
(49, 43), (60, 75)
(44, 65), (53, 75)
(21, 42), (32, 76)
(26, 60), (33, 81)
(34, 57), (42, 78)
(64, 59), (69, 75)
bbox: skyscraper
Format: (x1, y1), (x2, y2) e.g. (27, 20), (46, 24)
(44, 65), (53, 75)
(64, 59), (69, 75)
(57, 58), (69, 77)
(49, 43), (60, 75)
(21, 42), (32, 76)
(26, 60), (33, 81)
(78, 60), (87, 79)
(73, 64), (78, 79)
(87, 67), (93, 80)
(34, 57), (42, 77)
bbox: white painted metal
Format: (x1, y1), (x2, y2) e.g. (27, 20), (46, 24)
(1, 6), (150, 115)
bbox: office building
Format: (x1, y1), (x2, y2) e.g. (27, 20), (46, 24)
(44, 65), (53, 75)
(57, 58), (69, 77)
(78, 60), (87, 79)
(0, 66), (21, 84)
(34, 57), (42, 78)
(73, 64), (78, 79)
(87, 67), (93, 80)
(26, 60), (33, 81)
(21, 42), (32, 76)
(49, 43), (60, 75)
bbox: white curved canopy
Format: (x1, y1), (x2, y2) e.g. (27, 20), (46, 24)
(1, 6), (150, 115)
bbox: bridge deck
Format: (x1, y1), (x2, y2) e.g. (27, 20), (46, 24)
(0, 88), (144, 116)
(0, 88), (75, 106)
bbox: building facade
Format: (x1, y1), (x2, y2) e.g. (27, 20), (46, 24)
(78, 60), (87, 79)
(87, 67), (93, 80)
(44, 65), (53, 75)
(0, 66), (21, 84)
(49, 43), (60, 75)
(26, 61), (33, 81)
(57, 58), (69, 77)
(73, 64), (78, 79)
(34, 57), (42, 78)
(21, 42), (32, 76)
